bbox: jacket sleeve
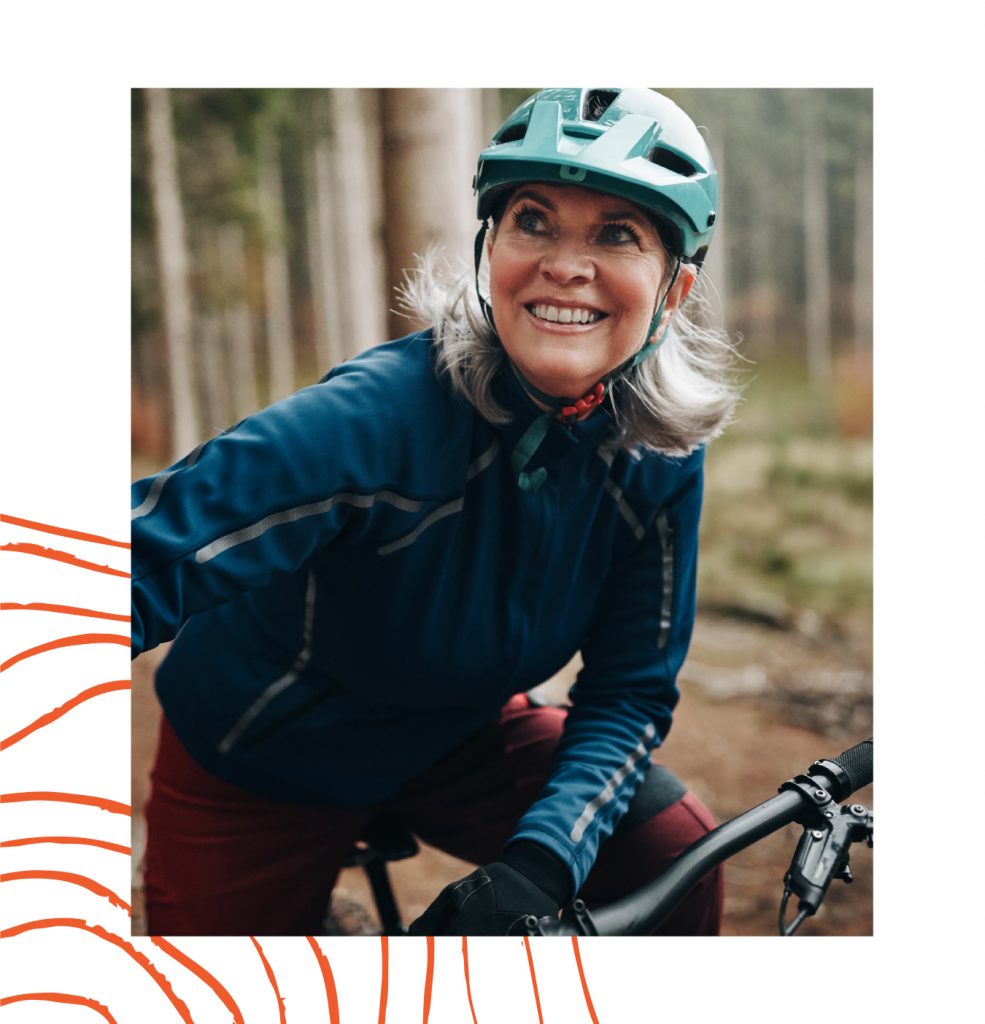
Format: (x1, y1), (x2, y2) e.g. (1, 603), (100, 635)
(130, 369), (417, 659)
(507, 449), (704, 894)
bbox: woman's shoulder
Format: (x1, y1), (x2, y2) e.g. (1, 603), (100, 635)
(611, 442), (705, 511)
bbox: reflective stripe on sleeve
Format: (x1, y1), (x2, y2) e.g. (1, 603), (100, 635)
(194, 490), (422, 564)
(217, 569), (317, 755)
(569, 722), (657, 844)
(130, 442), (207, 521)
(654, 513), (674, 649)
(596, 450), (646, 541)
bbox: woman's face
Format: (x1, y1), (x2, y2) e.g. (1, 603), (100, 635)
(487, 183), (694, 400)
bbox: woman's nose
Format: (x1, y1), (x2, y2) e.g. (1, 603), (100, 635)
(539, 237), (596, 284)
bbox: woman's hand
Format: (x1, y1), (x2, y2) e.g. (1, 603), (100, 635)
(408, 861), (561, 936)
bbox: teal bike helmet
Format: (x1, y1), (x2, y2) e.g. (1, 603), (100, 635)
(475, 87), (718, 264)
(472, 88), (719, 492)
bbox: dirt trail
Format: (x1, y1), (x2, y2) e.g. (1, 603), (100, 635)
(131, 613), (872, 937)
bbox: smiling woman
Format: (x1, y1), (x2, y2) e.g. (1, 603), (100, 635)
(132, 87), (741, 938)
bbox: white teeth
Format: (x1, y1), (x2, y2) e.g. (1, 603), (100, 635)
(530, 304), (600, 324)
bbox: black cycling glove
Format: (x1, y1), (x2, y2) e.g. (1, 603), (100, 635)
(408, 840), (573, 936)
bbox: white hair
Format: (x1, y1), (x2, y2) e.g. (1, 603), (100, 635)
(398, 248), (741, 456)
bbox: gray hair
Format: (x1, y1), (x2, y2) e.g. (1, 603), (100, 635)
(398, 248), (741, 456)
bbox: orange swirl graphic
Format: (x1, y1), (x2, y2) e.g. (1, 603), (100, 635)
(0, 542), (130, 578)
(378, 936), (389, 1024)
(1, 602), (130, 622)
(1, 837), (130, 856)
(2, 792), (130, 816)
(0, 919), (193, 1023)
(461, 938), (479, 1024)
(1, 680), (130, 749)
(571, 938), (600, 1024)
(250, 937), (287, 1024)
(1, 633), (130, 673)
(305, 936), (341, 1024)
(150, 936), (244, 1024)
(0, 991), (118, 1022)
(1, 870), (130, 915)
(0, 514), (130, 549)
(423, 936), (435, 1024)
(523, 937), (545, 1024)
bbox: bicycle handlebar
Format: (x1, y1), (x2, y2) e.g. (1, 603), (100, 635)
(535, 737), (873, 937)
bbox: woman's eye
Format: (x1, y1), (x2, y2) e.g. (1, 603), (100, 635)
(512, 207), (547, 235)
(598, 222), (641, 246)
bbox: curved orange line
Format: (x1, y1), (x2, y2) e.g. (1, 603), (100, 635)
(1, 791), (131, 816)
(377, 935), (389, 1024)
(523, 937), (545, 1024)
(1, 870), (130, 915)
(251, 937), (287, 1024)
(1, 680), (130, 749)
(461, 937), (479, 1024)
(422, 935), (435, 1024)
(1, 633), (130, 672)
(0, 514), (130, 549)
(570, 937), (600, 1024)
(0, 918), (193, 1023)
(0, 991), (118, 1023)
(150, 935), (244, 1024)
(1, 602), (130, 622)
(0, 543), (129, 578)
(1, 836), (130, 855)
(305, 936), (341, 1024)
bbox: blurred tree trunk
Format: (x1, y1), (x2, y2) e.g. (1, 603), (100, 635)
(217, 222), (260, 420)
(803, 95), (833, 388)
(305, 94), (343, 372)
(853, 146), (873, 352)
(381, 89), (484, 336)
(144, 87), (199, 457)
(258, 130), (296, 400)
(330, 89), (388, 357)
(700, 132), (729, 334)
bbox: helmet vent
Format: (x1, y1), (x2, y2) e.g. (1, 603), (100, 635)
(582, 90), (619, 122)
(647, 146), (698, 177)
(495, 122), (528, 145)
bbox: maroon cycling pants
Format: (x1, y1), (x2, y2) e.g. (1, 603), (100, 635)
(143, 695), (723, 935)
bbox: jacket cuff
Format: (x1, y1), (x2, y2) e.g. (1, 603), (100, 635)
(501, 838), (574, 905)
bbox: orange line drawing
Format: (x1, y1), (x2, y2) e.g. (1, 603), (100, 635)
(1, 602), (130, 622)
(251, 936), (287, 1024)
(378, 936), (389, 1024)
(1, 791), (130, 816)
(571, 937), (601, 1024)
(423, 936), (435, 1024)
(0, 919), (193, 1023)
(0, 542), (129, 578)
(523, 937), (545, 1024)
(1, 870), (130, 915)
(306, 936), (341, 1024)
(0, 991), (118, 1023)
(1, 633), (130, 673)
(461, 938), (479, 1024)
(0, 514), (130, 549)
(151, 935), (244, 1024)
(0, 836), (130, 856)
(2, 680), (130, 749)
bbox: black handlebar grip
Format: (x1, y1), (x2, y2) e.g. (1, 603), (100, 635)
(829, 737), (873, 795)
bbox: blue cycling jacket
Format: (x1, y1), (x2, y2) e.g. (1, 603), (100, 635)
(131, 330), (704, 893)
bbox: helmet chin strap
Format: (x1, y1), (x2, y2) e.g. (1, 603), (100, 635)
(473, 222), (681, 492)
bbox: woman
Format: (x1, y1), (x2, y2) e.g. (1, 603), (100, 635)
(132, 87), (739, 936)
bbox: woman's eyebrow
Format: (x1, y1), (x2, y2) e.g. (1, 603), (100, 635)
(509, 188), (556, 211)
(600, 207), (648, 224)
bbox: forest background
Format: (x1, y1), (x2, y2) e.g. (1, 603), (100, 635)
(130, 87), (873, 935)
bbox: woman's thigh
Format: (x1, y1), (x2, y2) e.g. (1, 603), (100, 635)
(143, 718), (369, 935)
(400, 694), (723, 935)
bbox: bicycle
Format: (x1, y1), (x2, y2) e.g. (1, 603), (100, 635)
(344, 737), (873, 937)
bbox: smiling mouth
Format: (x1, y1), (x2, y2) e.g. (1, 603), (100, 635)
(525, 303), (606, 325)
